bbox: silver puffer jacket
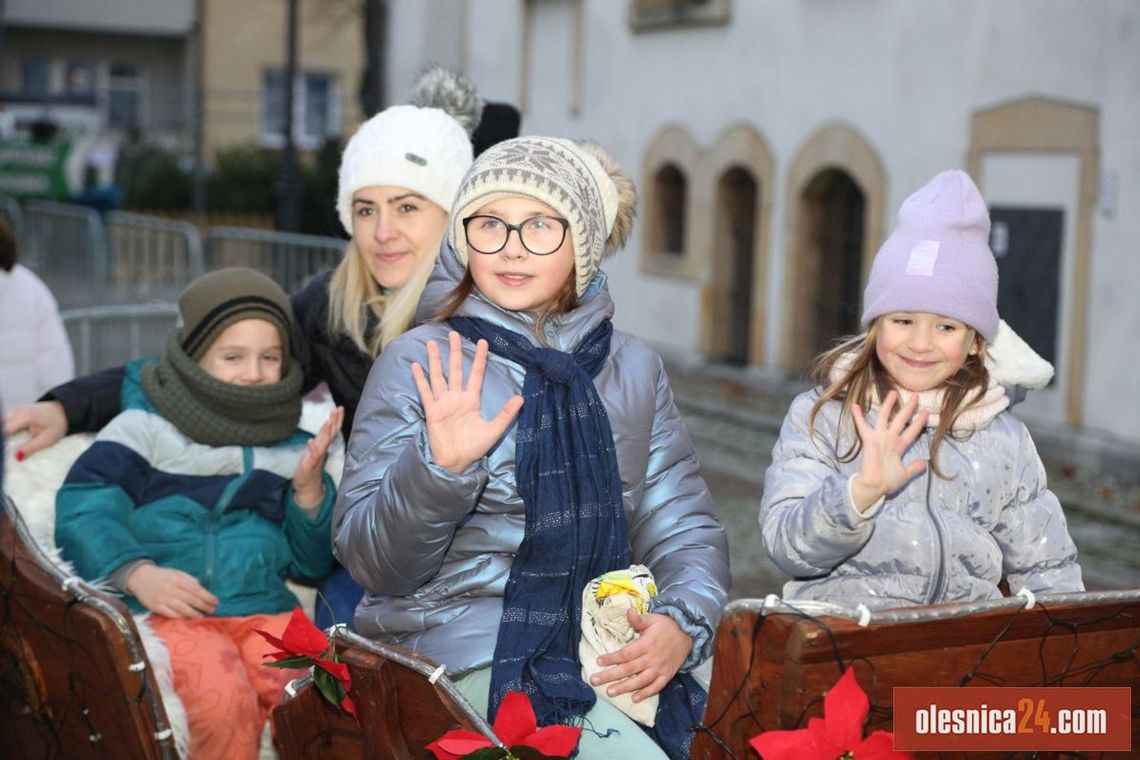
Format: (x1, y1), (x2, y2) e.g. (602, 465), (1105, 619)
(334, 261), (729, 677)
(761, 386), (1083, 610)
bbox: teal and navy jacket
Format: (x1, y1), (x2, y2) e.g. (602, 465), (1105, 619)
(55, 360), (336, 616)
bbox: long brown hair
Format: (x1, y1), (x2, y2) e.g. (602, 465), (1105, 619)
(807, 318), (990, 479)
(434, 268), (579, 343)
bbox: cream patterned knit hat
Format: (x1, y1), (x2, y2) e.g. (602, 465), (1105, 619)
(449, 136), (637, 296)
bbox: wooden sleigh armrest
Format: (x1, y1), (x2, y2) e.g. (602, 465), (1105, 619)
(272, 628), (498, 760)
(0, 493), (180, 759)
(693, 593), (1140, 759)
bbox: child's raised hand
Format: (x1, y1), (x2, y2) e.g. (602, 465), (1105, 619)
(850, 390), (929, 513)
(411, 331), (524, 473)
(126, 564), (219, 618)
(292, 405), (344, 509)
(590, 609), (692, 702)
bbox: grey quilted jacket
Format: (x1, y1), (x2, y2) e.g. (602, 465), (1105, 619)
(334, 263), (730, 677)
(761, 391), (1083, 610)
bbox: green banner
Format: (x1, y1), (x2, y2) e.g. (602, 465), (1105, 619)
(0, 139), (71, 199)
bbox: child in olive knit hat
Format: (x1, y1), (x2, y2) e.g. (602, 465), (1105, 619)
(56, 267), (343, 760)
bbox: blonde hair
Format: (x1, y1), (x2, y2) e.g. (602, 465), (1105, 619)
(327, 238), (443, 357)
(807, 318), (989, 479)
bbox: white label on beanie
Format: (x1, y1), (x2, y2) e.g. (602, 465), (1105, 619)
(905, 240), (940, 276)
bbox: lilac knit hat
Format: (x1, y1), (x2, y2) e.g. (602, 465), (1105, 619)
(861, 170), (999, 341)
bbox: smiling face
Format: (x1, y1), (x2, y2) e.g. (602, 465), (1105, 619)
(196, 318), (285, 385)
(466, 196), (576, 314)
(874, 312), (978, 392)
(350, 185), (449, 290)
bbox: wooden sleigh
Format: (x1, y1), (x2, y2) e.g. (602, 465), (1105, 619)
(7, 470), (1139, 760)
(692, 593), (1140, 759)
(272, 628), (498, 759)
(269, 589), (1140, 759)
(0, 492), (181, 759)
(0, 399), (344, 760)
(6, 421), (1138, 760)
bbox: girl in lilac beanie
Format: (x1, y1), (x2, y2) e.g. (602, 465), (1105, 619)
(760, 169), (1083, 611)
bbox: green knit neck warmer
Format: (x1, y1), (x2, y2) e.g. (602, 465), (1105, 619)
(141, 332), (303, 447)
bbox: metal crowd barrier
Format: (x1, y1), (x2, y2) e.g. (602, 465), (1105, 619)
(204, 226), (345, 294)
(3, 196), (347, 309)
(106, 211), (204, 302)
(23, 200), (109, 308)
(62, 303), (180, 376)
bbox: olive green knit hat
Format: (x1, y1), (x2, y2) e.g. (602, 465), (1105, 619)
(178, 267), (294, 366)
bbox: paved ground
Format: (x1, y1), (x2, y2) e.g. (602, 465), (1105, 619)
(663, 358), (1140, 599)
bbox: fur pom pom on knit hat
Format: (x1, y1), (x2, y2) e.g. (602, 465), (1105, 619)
(449, 136), (638, 296)
(335, 65), (481, 235)
(861, 170), (1000, 341)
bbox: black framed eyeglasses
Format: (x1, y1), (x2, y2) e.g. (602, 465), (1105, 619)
(462, 214), (570, 256)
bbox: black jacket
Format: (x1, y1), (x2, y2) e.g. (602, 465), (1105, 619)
(290, 270), (374, 432)
(47, 270), (375, 439)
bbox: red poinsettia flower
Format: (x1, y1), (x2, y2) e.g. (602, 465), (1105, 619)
(427, 691), (582, 760)
(256, 606), (357, 720)
(749, 668), (914, 760)
(258, 606), (331, 659)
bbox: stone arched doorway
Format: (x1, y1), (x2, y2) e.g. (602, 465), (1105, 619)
(780, 123), (886, 374)
(697, 124), (774, 367)
(707, 166), (758, 365)
(794, 168), (866, 367)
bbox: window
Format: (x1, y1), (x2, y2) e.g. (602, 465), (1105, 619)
(21, 57), (51, 97)
(654, 164), (687, 254)
(262, 70), (340, 149)
(629, 0), (731, 31)
(64, 61), (97, 97)
(108, 63), (142, 131)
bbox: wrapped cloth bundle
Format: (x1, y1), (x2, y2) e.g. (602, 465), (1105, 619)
(579, 565), (659, 726)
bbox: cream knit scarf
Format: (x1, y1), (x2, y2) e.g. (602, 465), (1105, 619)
(831, 352), (1009, 432)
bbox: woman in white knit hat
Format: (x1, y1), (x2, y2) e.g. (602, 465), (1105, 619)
(336, 136), (730, 759)
(5, 66), (493, 628)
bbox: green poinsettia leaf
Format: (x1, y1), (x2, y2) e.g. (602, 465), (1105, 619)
(461, 748), (512, 760)
(510, 746), (565, 759)
(312, 665), (347, 707)
(264, 655), (316, 670)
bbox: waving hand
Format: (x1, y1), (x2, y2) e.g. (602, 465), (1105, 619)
(850, 390), (928, 513)
(410, 331), (523, 473)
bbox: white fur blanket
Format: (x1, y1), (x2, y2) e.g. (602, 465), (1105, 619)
(2, 399), (344, 759)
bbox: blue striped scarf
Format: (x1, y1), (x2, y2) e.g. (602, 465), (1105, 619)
(449, 316), (705, 760)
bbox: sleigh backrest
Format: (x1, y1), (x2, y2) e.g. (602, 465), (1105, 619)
(272, 628), (496, 760)
(693, 593), (1140, 759)
(0, 493), (180, 759)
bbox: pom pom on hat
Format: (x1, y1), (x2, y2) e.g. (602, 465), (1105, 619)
(861, 170), (999, 341)
(449, 136), (638, 296)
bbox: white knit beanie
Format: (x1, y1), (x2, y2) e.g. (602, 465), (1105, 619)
(450, 136), (636, 296)
(335, 105), (473, 234)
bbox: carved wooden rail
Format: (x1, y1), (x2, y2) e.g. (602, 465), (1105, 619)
(693, 593), (1140, 759)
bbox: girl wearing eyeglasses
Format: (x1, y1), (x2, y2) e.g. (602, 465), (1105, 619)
(334, 137), (729, 759)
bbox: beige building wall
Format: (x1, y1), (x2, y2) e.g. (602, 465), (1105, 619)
(201, 0), (365, 163)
